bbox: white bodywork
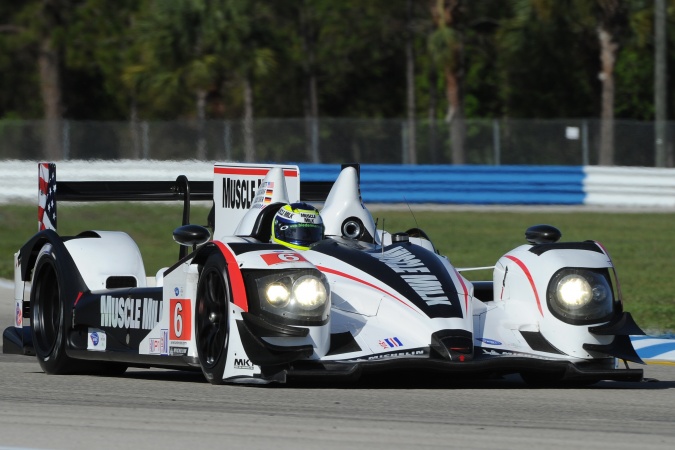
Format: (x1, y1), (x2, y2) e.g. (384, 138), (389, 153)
(475, 245), (615, 360)
(213, 162), (300, 238)
(10, 161), (641, 386)
(139, 164), (626, 380)
(321, 167), (380, 244)
(66, 231), (147, 290)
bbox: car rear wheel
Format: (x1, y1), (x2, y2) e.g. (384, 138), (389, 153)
(31, 247), (77, 374)
(196, 254), (230, 385)
(31, 245), (128, 376)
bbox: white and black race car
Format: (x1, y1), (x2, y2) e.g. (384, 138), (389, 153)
(3, 162), (646, 386)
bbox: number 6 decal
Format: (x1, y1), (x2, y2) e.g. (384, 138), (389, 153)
(170, 299), (192, 340)
(261, 252), (308, 266)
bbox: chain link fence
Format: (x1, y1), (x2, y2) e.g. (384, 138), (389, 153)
(0, 118), (672, 166)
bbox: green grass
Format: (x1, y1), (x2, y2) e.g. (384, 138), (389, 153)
(2, 203), (674, 332)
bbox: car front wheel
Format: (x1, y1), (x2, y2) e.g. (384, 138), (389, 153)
(196, 253), (230, 385)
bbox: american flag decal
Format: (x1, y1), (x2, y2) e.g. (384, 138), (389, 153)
(379, 337), (404, 349)
(38, 163), (57, 231)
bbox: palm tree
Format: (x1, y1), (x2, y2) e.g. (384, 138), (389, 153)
(428, 0), (466, 164)
(125, 0), (218, 159)
(595, 0), (628, 166)
(1, 0), (68, 159)
(502, 0), (629, 166)
(207, 0), (275, 162)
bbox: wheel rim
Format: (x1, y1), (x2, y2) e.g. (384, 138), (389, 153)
(197, 267), (228, 369)
(33, 263), (61, 356)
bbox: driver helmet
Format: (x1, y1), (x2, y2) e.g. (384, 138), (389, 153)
(271, 202), (324, 250)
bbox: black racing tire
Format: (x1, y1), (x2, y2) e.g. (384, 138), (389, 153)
(30, 247), (78, 374)
(30, 246), (127, 376)
(196, 253), (231, 385)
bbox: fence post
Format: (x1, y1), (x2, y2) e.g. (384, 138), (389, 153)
(141, 121), (149, 159)
(311, 118), (320, 163)
(582, 120), (589, 166)
(62, 120), (70, 161)
(224, 120), (232, 161)
(492, 119), (500, 165)
(401, 121), (408, 164)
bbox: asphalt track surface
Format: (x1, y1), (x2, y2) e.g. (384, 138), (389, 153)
(1, 285), (674, 450)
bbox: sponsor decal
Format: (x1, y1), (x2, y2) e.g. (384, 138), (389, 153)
(174, 287), (180, 296)
(477, 338), (502, 346)
(378, 337), (403, 349)
(234, 358), (254, 370)
(480, 348), (556, 361)
(251, 182), (275, 206)
(15, 302), (22, 326)
(100, 295), (163, 330)
(260, 252), (308, 266)
(170, 346), (188, 357)
(170, 299), (192, 341)
(278, 208), (294, 219)
(370, 247), (451, 307)
(87, 329), (107, 351)
(222, 177), (262, 209)
(161, 329), (168, 354)
(367, 349), (425, 360)
(299, 212), (317, 223)
(149, 338), (161, 354)
(149, 329), (169, 355)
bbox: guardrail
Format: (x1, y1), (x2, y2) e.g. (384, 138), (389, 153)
(2, 160), (675, 207)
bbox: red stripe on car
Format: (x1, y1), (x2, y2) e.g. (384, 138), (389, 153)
(504, 255), (543, 316)
(317, 266), (421, 315)
(214, 167), (298, 177)
(214, 241), (248, 312)
(453, 269), (469, 312)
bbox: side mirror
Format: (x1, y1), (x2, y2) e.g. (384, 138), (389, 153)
(525, 224), (561, 244)
(173, 224), (211, 259)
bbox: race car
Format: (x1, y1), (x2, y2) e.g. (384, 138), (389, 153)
(3, 162), (647, 386)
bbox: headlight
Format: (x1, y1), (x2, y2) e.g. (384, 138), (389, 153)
(265, 283), (290, 307)
(556, 275), (593, 309)
(293, 276), (327, 309)
(250, 269), (330, 324)
(547, 268), (613, 324)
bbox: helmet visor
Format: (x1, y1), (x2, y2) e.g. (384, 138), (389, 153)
(274, 222), (323, 246)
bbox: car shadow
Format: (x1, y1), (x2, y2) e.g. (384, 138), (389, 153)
(282, 370), (675, 390)
(10, 354), (673, 390)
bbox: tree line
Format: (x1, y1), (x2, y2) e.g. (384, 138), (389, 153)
(1, 0), (673, 164)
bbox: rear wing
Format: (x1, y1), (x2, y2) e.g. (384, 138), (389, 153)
(37, 162), (339, 232)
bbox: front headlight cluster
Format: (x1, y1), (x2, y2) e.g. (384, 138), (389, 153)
(547, 268), (614, 324)
(253, 269), (330, 324)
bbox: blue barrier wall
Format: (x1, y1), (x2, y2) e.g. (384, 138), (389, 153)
(298, 164), (586, 204)
(5, 161), (675, 207)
